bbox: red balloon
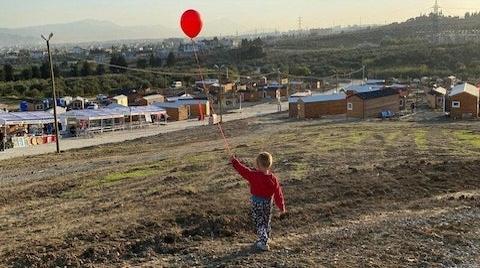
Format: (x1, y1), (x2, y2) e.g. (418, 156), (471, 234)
(180, 9), (203, 39)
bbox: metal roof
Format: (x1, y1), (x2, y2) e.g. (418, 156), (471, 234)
(365, 79), (386, 85)
(289, 92), (346, 103)
(432, 87), (447, 95)
(153, 102), (187, 109)
(176, 99), (209, 105)
(448, 83), (479, 97)
(166, 94), (194, 102)
(344, 84), (384, 93)
(350, 88), (398, 100)
(61, 109), (124, 121)
(142, 94), (164, 100)
(0, 111), (55, 126)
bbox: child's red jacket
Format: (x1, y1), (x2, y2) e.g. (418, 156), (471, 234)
(231, 157), (286, 212)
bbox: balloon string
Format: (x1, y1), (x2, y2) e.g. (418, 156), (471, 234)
(191, 39), (233, 157)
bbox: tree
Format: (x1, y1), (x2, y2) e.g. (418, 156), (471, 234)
(40, 61), (50, 79)
(80, 61), (93, 76)
(137, 58), (148, 69)
(14, 84), (28, 96)
(4, 64), (14, 81)
(149, 54), (162, 67)
(70, 64), (80, 77)
(110, 54), (128, 73)
(290, 65), (311, 76)
(232, 38), (265, 61)
(166, 52), (176, 67)
(25, 88), (41, 99)
(21, 68), (33, 80)
(31, 65), (41, 78)
(96, 64), (106, 75)
(141, 80), (152, 89)
(53, 64), (60, 78)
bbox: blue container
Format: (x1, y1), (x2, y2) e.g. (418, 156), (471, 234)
(20, 101), (29, 112)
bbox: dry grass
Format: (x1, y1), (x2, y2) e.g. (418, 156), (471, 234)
(0, 114), (479, 267)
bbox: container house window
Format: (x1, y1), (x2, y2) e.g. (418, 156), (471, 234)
(347, 102), (353, 111)
(452, 101), (460, 108)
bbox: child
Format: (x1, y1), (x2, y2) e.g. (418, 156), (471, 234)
(230, 152), (286, 251)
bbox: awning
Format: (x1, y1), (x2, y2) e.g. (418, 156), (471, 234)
(0, 111), (55, 126)
(106, 105), (167, 116)
(61, 106), (168, 121)
(60, 109), (124, 121)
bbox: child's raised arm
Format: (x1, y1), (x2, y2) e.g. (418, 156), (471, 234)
(230, 156), (254, 183)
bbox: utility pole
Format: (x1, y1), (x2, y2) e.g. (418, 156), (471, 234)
(41, 33), (60, 154)
(362, 65), (366, 85)
(433, 0), (440, 15)
(219, 84), (223, 123)
(335, 70), (339, 93)
(214, 64), (227, 123)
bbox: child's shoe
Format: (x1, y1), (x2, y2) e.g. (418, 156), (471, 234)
(254, 241), (270, 251)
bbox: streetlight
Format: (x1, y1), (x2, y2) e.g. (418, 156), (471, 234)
(41, 33), (60, 153)
(214, 64), (228, 123)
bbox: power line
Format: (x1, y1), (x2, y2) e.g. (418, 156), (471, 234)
(84, 59), (279, 80)
(94, 62), (217, 77)
(74, 57), (364, 86)
(288, 67), (365, 81)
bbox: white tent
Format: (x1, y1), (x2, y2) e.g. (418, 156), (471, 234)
(0, 111), (55, 126)
(61, 109), (124, 121)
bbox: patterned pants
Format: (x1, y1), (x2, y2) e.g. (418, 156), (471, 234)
(251, 197), (273, 246)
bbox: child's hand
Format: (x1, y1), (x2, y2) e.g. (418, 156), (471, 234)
(278, 210), (287, 220)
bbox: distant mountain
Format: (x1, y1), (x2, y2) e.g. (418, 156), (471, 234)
(0, 32), (39, 47)
(0, 19), (178, 47)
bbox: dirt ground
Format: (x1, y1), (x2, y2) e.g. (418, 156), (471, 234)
(0, 113), (479, 267)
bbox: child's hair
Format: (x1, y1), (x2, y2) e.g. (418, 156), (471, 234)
(256, 152), (273, 169)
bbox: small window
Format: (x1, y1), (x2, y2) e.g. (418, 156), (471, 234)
(399, 99), (404, 106)
(452, 101), (461, 108)
(347, 102), (353, 111)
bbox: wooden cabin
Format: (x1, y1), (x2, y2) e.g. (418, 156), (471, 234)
(153, 103), (189, 121)
(289, 93), (346, 119)
(346, 88), (399, 119)
(426, 87), (447, 110)
(135, 94), (165, 106)
(448, 83), (479, 119)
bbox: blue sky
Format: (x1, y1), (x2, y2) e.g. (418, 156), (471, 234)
(1, 0), (478, 34)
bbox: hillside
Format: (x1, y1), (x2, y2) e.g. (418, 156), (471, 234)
(273, 14), (480, 49)
(0, 114), (479, 267)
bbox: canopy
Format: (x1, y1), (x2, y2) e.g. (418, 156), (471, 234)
(107, 105), (167, 116)
(61, 109), (124, 121)
(0, 111), (55, 126)
(62, 106), (168, 121)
